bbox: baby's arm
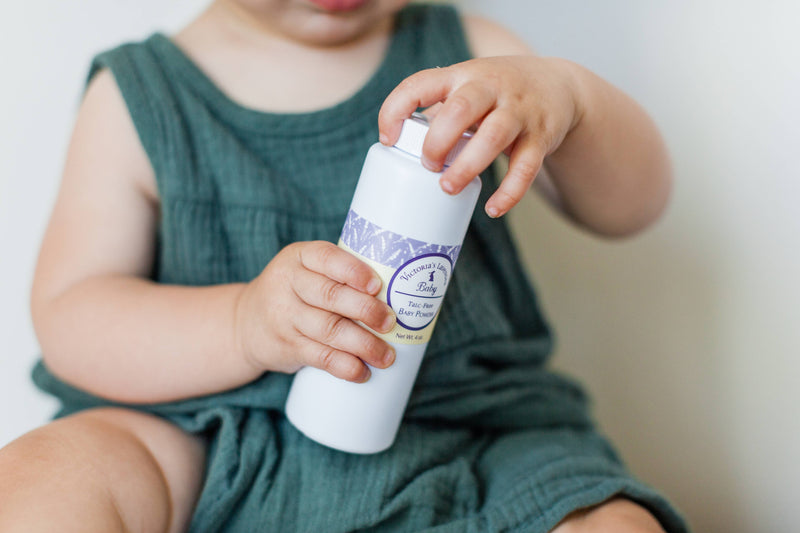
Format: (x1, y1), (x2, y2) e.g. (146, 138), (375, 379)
(32, 71), (395, 404)
(379, 15), (672, 237)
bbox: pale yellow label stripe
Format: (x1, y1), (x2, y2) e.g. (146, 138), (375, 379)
(338, 240), (438, 346)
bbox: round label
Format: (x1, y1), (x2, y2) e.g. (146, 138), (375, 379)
(387, 253), (453, 331)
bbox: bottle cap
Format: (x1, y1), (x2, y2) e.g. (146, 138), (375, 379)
(393, 112), (472, 168)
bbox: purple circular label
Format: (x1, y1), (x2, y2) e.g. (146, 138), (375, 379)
(387, 253), (452, 331)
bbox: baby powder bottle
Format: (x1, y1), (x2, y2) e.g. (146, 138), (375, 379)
(285, 113), (481, 454)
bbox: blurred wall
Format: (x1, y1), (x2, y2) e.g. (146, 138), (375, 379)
(2, 1), (799, 532)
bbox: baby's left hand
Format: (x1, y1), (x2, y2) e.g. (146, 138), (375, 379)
(379, 56), (583, 218)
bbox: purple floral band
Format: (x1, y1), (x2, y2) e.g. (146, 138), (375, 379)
(340, 210), (461, 269)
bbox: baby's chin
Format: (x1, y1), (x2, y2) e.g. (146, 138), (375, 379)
(280, 9), (390, 47)
(220, 0), (401, 47)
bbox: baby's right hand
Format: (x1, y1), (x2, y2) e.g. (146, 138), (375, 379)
(234, 241), (396, 383)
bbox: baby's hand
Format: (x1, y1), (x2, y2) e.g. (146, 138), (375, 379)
(379, 56), (583, 218)
(235, 241), (396, 383)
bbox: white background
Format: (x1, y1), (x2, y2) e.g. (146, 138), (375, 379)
(1, 1), (799, 532)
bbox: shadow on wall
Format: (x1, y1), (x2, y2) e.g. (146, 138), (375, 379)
(506, 183), (741, 533)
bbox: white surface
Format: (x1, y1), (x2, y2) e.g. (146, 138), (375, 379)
(287, 139), (480, 453)
(287, 346), (425, 454)
(1, 1), (799, 532)
(394, 112), (472, 166)
(350, 143), (481, 244)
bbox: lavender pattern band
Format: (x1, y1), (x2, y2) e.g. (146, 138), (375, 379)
(340, 210), (461, 269)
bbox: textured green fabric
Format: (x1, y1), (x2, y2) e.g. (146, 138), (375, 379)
(32, 4), (689, 532)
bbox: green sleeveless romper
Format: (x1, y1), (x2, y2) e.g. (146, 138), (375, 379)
(32, 5), (688, 532)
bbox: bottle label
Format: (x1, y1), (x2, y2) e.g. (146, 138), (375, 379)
(338, 210), (461, 345)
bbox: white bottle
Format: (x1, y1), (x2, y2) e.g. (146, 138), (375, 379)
(285, 113), (482, 454)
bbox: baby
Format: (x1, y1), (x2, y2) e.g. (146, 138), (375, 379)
(0, 0), (687, 532)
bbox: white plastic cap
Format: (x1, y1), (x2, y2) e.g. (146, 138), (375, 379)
(393, 112), (472, 167)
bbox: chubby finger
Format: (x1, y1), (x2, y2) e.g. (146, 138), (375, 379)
(421, 81), (496, 172)
(292, 267), (396, 333)
(295, 305), (396, 371)
(440, 109), (521, 196)
(295, 335), (371, 383)
(298, 241), (382, 295)
(485, 135), (544, 218)
(378, 67), (454, 145)
(421, 102), (444, 119)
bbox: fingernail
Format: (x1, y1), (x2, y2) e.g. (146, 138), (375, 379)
(379, 132), (389, 145)
(359, 368), (372, 383)
(383, 347), (396, 367)
(367, 278), (382, 294)
(422, 156), (438, 172)
(381, 311), (396, 332)
(440, 180), (455, 194)
(486, 206), (500, 218)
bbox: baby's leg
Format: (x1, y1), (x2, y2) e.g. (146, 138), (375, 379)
(0, 407), (205, 533)
(551, 498), (666, 533)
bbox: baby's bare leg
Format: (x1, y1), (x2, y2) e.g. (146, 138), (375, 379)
(551, 498), (666, 533)
(0, 407), (205, 533)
